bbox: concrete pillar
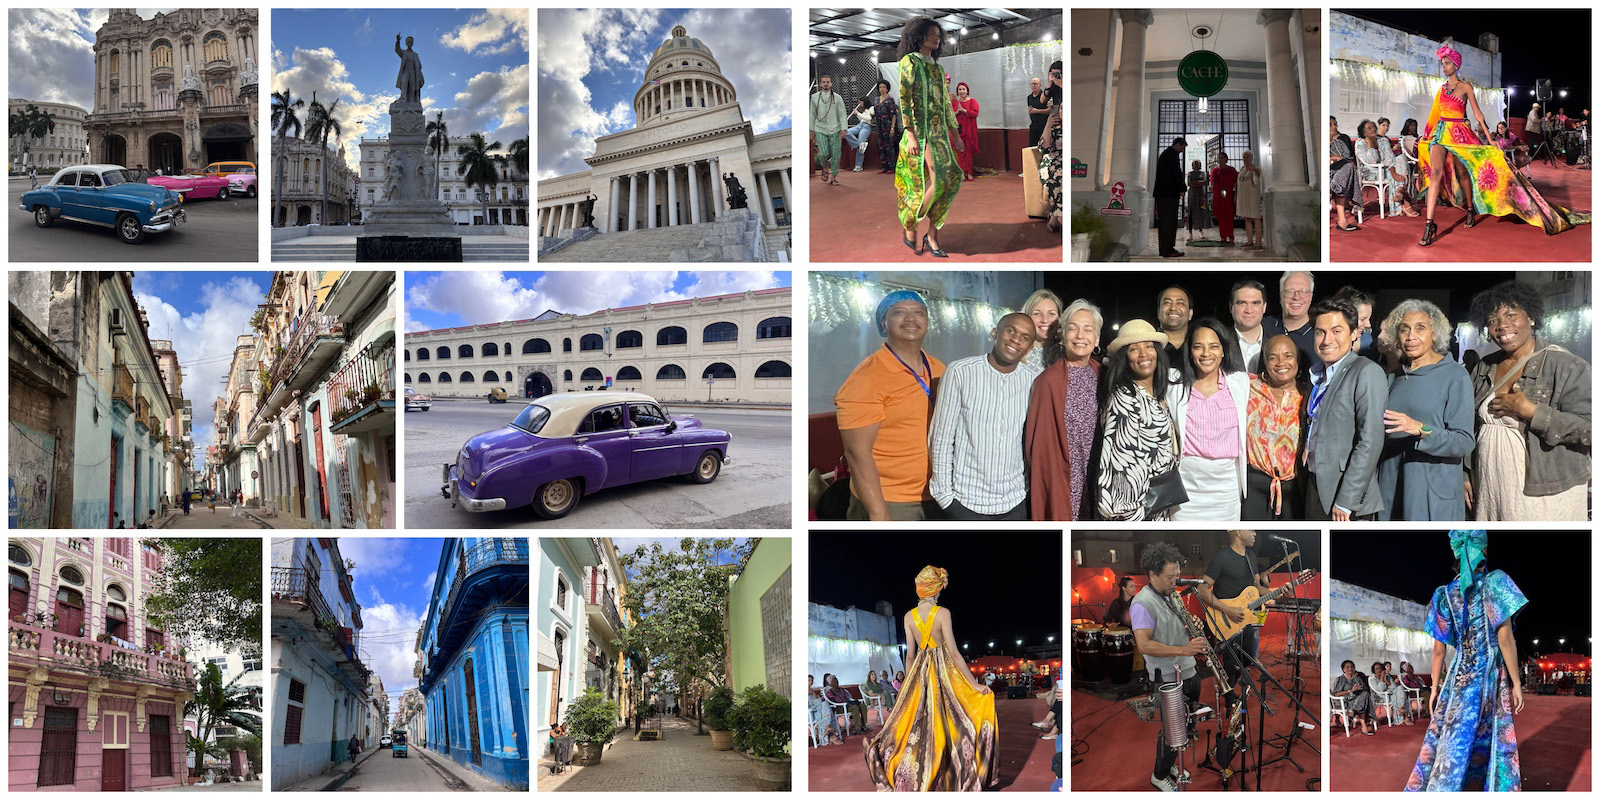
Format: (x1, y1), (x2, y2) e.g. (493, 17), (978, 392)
(666, 165), (678, 226)
(779, 169), (792, 213)
(627, 172), (638, 231)
(647, 169), (658, 228)
(1258, 9), (1308, 189)
(756, 171), (775, 225)
(1109, 10), (1154, 192)
(711, 156), (724, 216)
(607, 176), (619, 233)
(687, 160), (702, 223)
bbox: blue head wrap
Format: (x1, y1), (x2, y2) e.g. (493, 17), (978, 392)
(1449, 530), (1488, 588)
(876, 290), (927, 337)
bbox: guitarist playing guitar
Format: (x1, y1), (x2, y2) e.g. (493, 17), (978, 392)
(1198, 529), (1271, 707)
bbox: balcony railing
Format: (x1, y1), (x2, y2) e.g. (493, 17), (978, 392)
(271, 309), (344, 389)
(329, 338), (395, 432)
(271, 566), (340, 642)
(427, 540), (528, 677)
(587, 568), (624, 634)
(113, 363), (135, 411)
(7, 620), (193, 690)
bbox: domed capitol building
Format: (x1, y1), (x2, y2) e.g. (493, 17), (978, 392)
(538, 26), (793, 262)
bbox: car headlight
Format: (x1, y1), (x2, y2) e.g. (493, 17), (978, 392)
(150, 200), (157, 211)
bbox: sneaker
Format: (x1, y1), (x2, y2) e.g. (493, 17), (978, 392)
(852, 166), (862, 172)
(1151, 774), (1178, 792)
(1169, 767), (1190, 782)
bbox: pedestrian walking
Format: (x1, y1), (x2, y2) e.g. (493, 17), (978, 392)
(348, 734), (361, 760)
(209, 492), (216, 513)
(28, 166), (38, 189)
(182, 491), (191, 516)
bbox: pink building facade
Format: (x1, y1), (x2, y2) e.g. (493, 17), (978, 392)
(7, 537), (192, 791)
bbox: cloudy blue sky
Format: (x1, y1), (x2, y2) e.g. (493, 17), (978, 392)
(404, 270), (792, 332)
(9, 9), (172, 111)
(337, 537), (447, 713)
(537, 8), (792, 179)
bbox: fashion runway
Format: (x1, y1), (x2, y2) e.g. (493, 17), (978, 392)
(1070, 632), (1323, 792)
(1330, 693), (1591, 791)
(807, 687), (1057, 790)
(808, 170), (1062, 263)
(1331, 160), (1591, 262)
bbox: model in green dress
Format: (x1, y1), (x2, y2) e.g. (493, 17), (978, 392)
(895, 18), (964, 257)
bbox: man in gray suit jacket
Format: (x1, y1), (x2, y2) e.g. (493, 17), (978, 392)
(1303, 297), (1388, 520)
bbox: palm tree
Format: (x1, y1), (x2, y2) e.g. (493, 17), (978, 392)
(425, 111), (448, 202)
(508, 138), (528, 176)
(183, 662), (263, 774)
(13, 105), (55, 168)
(270, 90), (304, 227)
(304, 92), (343, 225)
(456, 132), (503, 225)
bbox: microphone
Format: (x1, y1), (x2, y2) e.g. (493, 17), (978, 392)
(1266, 534), (1299, 546)
(1176, 577), (1207, 586)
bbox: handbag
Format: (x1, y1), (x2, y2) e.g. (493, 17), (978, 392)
(1142, 397), (1188, 518)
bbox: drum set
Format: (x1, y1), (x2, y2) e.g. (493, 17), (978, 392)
(1072, 618), (1146, 698)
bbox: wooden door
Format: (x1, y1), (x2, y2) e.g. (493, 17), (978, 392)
(102, 747), (126, 791)
(310, 407), (329, 521)
(55, 587), (84, 637)
(464, 658), (483, 765)
(38, 706), (77, 787)
(109, 435), (120, 528)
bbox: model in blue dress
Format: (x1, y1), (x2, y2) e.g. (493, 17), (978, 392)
(1405, 530), (1526, 791)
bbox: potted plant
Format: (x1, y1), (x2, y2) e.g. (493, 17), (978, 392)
(1070, 202), (1112, 262)
(361, 382), (382, 404)
(704, 686), (736, 750)
(564, 687), (619, 766)
(728, 685), (792, 791)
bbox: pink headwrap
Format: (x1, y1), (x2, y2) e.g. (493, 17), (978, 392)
(1436, 44), (1462, 70)
(956, 81), (970, 95)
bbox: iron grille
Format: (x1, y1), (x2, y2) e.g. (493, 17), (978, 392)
(38, 707), (77, 787)
(149, 715), (172, 777)
(1157, 99), (1253, 167)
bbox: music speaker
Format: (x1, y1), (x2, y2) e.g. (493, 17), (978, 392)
(1007, 685), (1029, 699)
(1577, 683), (1591, 697)
(1537, 79), (1553, 103)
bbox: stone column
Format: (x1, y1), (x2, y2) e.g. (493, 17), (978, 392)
(539, 206), (550, 236)
(666, 166), (678, 226)
(711, 156), (724, 215)
(778, 169), (792, 221)
(1109, 10), (1154, 192)
(607, 176), (619, 233)
(756, 172), (775, 225)
(627, 172), (639, 231)
(647, 169), (658, 228)
(1258, 10), (1308, 190)
(687, 161), (702, 223)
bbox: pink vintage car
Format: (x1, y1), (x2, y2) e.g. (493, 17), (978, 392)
(146, 173), (232, 200)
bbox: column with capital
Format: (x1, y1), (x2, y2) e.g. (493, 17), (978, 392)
(607, 177), (619, 233)
(666, 166), (678, 226)
(647, 169), (658, 228)
(1257, 9), (1316, 255)
(687, 161), (702, 224)
(710, 156), (725, 215)
(778, 169), (792, 220)
(1106, 9), (1155, 255)
(755, 172), (775, 225)
(628, 172), (639, 231)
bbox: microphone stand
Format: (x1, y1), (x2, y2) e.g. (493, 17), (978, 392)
(1240, 636), (1319, 775)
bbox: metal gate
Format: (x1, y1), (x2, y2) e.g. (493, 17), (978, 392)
(109, 435), (121, 528)
(39, 706), (77, 787)
(441, 683), (452, 755)
(464, 659), (483, 765)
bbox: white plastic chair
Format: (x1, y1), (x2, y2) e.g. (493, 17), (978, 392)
(1356, 158), (1391, 223)
(1405, 684), (1427, 718)
(1330, 692), (1352, 737)
(1370, 682), (1397, 728)
(808, 717), (825, 748)
(825, 694), (852, 736)
(860, 688), (888, 729)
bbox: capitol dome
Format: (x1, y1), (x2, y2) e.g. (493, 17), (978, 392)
(633, 26), (738, 128)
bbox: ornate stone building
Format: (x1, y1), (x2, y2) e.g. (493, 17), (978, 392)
(84, 8), (259, 173)
(272, 137), (359, 226)
(357, 134), (528, 226)
(402, 287), (792, 404)
(538, 26), (792, 262)
(8, 100), (90, 169)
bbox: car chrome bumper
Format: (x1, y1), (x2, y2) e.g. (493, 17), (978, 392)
(145, 208), (185, 233)
(442, 463), (506, 512)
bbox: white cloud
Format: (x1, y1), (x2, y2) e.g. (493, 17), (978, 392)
(440, 9), (528, 56)
(271, 46), (397, 170)
(676, 9), (792, 135)
(359, 598), (424, 699)
(337, 536), (409, 576)
(406, 271), (787, 329)
(438, 64), (529, 144)
(423, 572), (436, 595)
(8, 9), (96, 110)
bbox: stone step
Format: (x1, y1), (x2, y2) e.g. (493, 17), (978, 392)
(539, 222), (714, 263)
(272, 243), (531, 262)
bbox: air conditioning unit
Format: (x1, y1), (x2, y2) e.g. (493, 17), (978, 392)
(109, 307), (127, 335)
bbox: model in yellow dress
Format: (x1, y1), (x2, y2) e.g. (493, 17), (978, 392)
(864, 566), (999, 790)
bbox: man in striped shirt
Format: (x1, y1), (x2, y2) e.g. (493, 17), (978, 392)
(928, 312), (1040, 520)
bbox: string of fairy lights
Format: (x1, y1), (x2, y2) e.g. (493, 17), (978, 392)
(808, 272), (1013, 337)
(1330, 58), (1509, 117)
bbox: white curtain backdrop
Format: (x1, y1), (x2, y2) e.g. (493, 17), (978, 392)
(1328, 579), (1451, 682)
(808, 636), (905, 686)
(878, 43), (1061, 129)
(1330, 58), (1508, 137)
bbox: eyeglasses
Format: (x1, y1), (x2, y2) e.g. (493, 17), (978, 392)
(1284, 289), (1313, 298)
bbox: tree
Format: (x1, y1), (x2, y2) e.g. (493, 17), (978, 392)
(304, 92), (344, 225)
(613, 538), (754, 734)
(11, 105), (55, 168)
(183, 662), (263, 773)
(144, 538), (262, 652)
(508, 137), (529, 176)
(270, 90), (304, 227)
(456, 132), (502, 225)
(426, 111), (448, 201)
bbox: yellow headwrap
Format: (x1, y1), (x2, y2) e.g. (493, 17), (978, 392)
(915, 565), (948, 598)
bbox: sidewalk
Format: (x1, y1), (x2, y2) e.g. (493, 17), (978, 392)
(414, 744), (520, 792)
(278, 747), (384, 792)
(538, 714), (764, 792)
(152, 507), (313, 530)
(142, 778), (262, 792)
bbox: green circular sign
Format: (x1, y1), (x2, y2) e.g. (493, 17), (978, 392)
(1178, 50), (1229, 98)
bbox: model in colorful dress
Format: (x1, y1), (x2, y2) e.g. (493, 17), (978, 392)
(895, 16), (964, 258)
(1419, 44), (1589, 246)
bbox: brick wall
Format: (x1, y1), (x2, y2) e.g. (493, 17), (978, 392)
(759, 566), (792, 699)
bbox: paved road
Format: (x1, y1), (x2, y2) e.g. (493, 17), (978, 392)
(540, 714), (768, 791)
(337, 748), (465, 792)
(404, 402), (792, 529)
(9, 177), (258, 262)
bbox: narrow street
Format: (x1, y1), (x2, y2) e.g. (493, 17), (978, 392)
(540, 715), (765, 792)
(335, 747), (468, 792)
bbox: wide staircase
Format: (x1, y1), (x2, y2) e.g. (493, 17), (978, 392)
(539, 223), (713, 262)
(272, 240), (530, 262)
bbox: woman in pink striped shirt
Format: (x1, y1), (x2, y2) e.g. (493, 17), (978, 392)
(1165, 318), (1251, 520)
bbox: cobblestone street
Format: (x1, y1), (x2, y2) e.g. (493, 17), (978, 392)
(540, 715), (766, 792)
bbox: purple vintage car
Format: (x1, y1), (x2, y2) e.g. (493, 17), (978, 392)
(442, 391), (730, 519)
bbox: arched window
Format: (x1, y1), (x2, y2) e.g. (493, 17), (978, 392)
(481, 371), (497, 382)
(523, 338), (550, 354)
(563, 370), (573, 381)
(616, 330), (643, 349)
(9, 543), (31, 566)
(417, 349), (430, 361)
(8, 569), (28, 620)
(435, 346), (451, 360)
(702, 362), (736, 379)
(438, 373), (452, 383)
(460, 372), (475, 382)
(503, 342), (510, 355)
(482, 343), (499, 357)
(703, 322), (739, 343)
(616, 366), (642, 381)
(203, 32), (228, 63)
(755, 360), (792, 378)
(657, 326), (687, 345)
(60, 565), (84, 585)
(503, 371), (512, 382)
(152, 40), (172, 69)
(458, 344), (474, 359)
(403, 350), (410, 361)
(580, 368), (603, 381)
(657, 364), (687, 380)
(106, 600), (128, 638)
(579, 334), (604, 351)
(404, 373), (411, 383)
(562, 338), (572, 352)
(418, 373), (431, 383)
(757, 316), (792, 339)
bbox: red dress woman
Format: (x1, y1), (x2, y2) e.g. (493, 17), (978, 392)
(952, 82), (981, 181)
(1209, 151), (1239, 244)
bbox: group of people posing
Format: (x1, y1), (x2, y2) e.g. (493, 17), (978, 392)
(834, 272), (1590, 523)
(1154, 140), (1266, 253)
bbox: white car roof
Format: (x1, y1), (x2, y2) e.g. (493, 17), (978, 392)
(529, 391), (667, 436)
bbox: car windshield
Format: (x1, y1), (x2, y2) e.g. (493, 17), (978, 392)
(100, 169), (135, 186)
(509, 403), (552, 435)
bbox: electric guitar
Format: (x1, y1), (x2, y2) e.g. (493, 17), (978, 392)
(1204, 568), (1317, 642)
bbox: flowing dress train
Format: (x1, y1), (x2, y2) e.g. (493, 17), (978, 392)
(895, 53), (963, 230)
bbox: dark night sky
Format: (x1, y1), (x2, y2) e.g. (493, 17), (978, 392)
(809, 532), (1062, 655)
(1332, 531), (1591, 658)
(1342, 10), (1592, 117)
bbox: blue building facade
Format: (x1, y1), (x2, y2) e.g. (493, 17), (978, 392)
(418, 538), (529, 790)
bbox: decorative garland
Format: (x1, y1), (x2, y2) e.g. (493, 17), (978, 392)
(1003, 40), (1063, 76)
(1330, 58), (1506, 115)
(809, 272), (1013, 338)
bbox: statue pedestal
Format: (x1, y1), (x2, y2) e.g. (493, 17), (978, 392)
(359, 100), (459, 258)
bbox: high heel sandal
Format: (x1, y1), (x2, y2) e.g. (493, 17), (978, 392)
(902, 232), (920, 254)
(922, 234), (948, 258)
(1464, 207), (1479, 228)
(1419, 219), (1437, 246)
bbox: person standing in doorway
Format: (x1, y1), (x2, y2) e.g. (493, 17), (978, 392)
(1154, 137), (1187, 257)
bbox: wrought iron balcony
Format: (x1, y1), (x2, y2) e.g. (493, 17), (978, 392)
(270, 308), (345, 393)
(586, 568), (624, 640)
(112, 363), (136, 412)
(328, 338), (396, 434)
(424, 539), (528, 685)
(271, 566), (368, 683)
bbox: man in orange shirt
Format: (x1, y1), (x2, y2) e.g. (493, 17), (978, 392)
(835, 289), (946, 520)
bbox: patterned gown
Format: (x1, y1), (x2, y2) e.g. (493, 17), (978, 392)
(1419, 83), (1590, 234)
(874, 95), (901, 168)
(895, 53), (963, 230)
(1095, 385), (1178, 521)
(1405, 569), (1527, 791)
(864, 606), (998, 790)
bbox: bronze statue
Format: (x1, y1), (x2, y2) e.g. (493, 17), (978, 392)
(579, 195), (597, 228)
(723, 173), (748, 210)
(395, 35), (424, 104)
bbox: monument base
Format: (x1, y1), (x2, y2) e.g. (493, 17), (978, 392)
(356, 235), (463, 262)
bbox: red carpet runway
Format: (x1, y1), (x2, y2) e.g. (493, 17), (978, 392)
(808, 169), (1062, 263)
(807, 687), (1056, 790)
(1330, 693), (1591, 791)
(1071, 633), (1322, 792)
(1331, 160), (1591, 262)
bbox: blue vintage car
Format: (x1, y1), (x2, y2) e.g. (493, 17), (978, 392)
(20, 164), (185, 244)
(442, 391), (731, 519)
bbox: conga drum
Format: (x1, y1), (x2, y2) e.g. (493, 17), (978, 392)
(1073, 623), (1104, 682)
(1102, 626), (1135, 684)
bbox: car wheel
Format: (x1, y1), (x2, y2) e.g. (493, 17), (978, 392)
(689, 450), (722, 484)
(32, 206), (53, 228)
(217, 187), (230, 201)
(116, 213), (145, 244)
(533, 478), (581, 519)
(246, 185), (257, 198)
